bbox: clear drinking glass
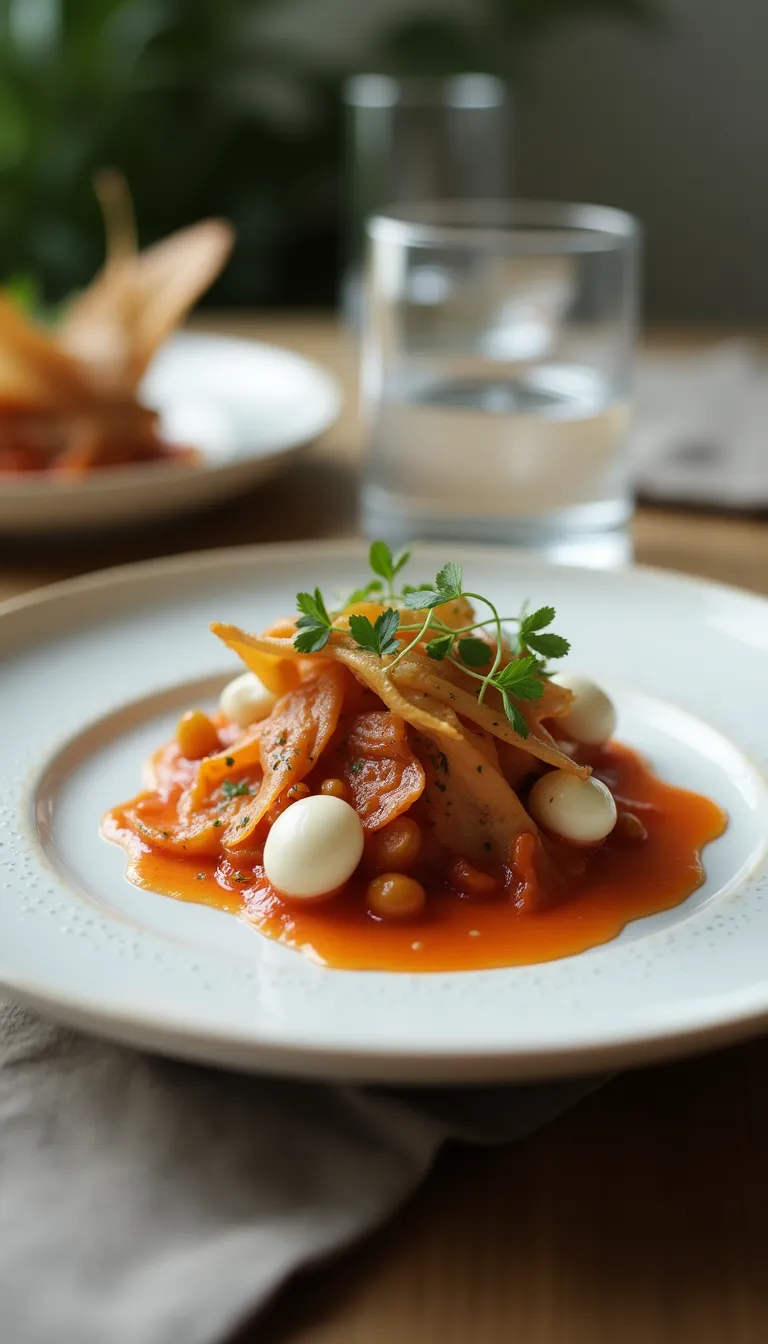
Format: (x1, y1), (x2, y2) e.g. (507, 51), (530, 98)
(342, 75), (512, 324)
(361, 201), (640, 566)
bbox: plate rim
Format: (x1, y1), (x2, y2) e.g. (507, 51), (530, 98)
(3, 537), (768, 1083)
(2, 533), (767, 623)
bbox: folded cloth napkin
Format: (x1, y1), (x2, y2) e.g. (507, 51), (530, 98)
(631, 341), (768, 510)
(0, 999), (597, 1344)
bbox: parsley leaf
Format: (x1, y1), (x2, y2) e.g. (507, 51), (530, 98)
(517, 605), (569, 660)
(221, 778), (251, 799)
(294, 625), (332, 654)
(502, 695), (530, 738)
(404, 561), (463, 610)
(495, 654), (539, 687)
(435, 562), (463, 601)
(369, 541), (412, 585)
(520, 605), (555, 636)
(426, 634), (454, 661)
(495, 655), (545, 701)
(294, 586), (334, 654)
(403, 587), (444, 610)
(523, 631), (570, 659)
(345, 579), (384, 606)
(402, 583), (435, 597)
(297, 588), (332, 626)
(348, 607), (401, 657)
(458, 637), (492, 668)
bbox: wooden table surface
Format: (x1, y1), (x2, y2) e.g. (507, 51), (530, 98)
(4, 316), (768, 1343)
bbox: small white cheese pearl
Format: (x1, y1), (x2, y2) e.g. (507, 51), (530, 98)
(528, 771), (617, 845)
(550, 672), (617, 746)
(219, 671), (277, 728)
(264, 795), (365, 900)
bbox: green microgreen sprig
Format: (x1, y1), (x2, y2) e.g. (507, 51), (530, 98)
(292, 542), (570, 738)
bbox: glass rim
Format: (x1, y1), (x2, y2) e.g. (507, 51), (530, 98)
(344, 73), (508, 110)
(367, 200), (639, 253)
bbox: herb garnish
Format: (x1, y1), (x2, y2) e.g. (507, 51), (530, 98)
(347, 607), (401, 658)
(221, 778), (250, 799)
(294, 588), (334, 653)
(292, 541), (570, 739)
(369, 541), (412, 599)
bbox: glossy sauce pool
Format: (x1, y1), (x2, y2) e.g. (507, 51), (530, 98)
(102, 739), (726, 971)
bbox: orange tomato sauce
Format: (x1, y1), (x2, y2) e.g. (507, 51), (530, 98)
(102, 738), (726, 972)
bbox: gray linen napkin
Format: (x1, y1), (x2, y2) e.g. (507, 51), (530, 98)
(0, 999), (597, 1344)
(631, 342), (768, 509)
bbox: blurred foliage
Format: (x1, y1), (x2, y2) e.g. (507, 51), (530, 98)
(0, 0), (658, 307)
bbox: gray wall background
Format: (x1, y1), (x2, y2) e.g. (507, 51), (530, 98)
(266, 0), (766, 320)
(516, 0), (768, 320)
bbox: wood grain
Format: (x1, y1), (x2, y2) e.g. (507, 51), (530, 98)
(3, 316), (768, 1344)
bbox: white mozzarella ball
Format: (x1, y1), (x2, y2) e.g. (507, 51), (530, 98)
(264, 795), (365, 900)
(550, 672), (617, 746)
(219, 672), (277, 728)
(529, 771), (617, 845)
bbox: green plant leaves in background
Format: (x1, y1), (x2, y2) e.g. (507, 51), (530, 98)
(0, 0), (659, 307)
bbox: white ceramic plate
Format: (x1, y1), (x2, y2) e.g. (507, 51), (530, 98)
(0, 333), (341, 534)
(2, 541), (768, 1083)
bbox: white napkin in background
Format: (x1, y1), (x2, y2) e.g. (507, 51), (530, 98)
(631, 342), (768, 510)
(0, 1000), (598, 1344)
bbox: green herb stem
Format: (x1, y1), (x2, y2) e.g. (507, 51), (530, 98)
(463, 592), (504, 703)
(386, 610), (434, 671)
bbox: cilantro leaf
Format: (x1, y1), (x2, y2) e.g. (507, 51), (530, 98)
(520, 605), (555, 637)
(523, 632), (570, 659)
(435, 561), (463, 600)
(458, 637), (492, 668)
(348, 607), (401, 657)
(426, 634), (454, 661)
(502, 695), (530, 738)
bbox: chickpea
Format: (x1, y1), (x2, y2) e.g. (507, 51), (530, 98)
(320, 777), (350, 802)
(369, 818), (422, 872)
(615, 810), (648, 844)
(367, 873), (426, 920)
(267, 781), (311, 826)
(177, 709), (220, 760)
(449, 857), (498, 896)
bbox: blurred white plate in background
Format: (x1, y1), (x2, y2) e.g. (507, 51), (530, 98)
(0, 332), (341, 535)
